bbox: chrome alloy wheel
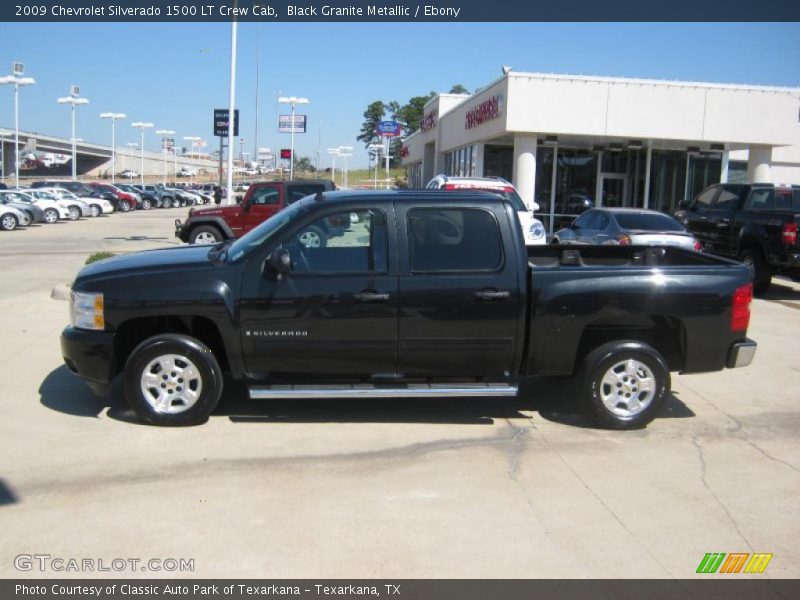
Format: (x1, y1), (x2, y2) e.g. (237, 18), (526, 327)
(599, 359), (656, 418)
(140, 353), (203, 414)
(1, 214), (17, 231)
(299, 230), (322, 248)
(194, 231), (218, 244)
(68, 206), (81, 220)
(44, 209), (58, 224)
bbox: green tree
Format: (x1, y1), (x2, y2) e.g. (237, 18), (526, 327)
(357, 100), (386, 148)
(293, 156), (314, 172)
(397, 92), (435, 135)
(449, 84), (469, 94)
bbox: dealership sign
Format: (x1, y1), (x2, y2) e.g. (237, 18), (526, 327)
(377, 121), (402, 137)
(278, 114), (307, 134)
(465, 95), (503, 129)
(420, 111), (436, 133)
(213, 108), (239, 137)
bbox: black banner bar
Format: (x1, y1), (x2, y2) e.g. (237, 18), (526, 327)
(4, 580), (800, 600)
(3, 0), (800, 22)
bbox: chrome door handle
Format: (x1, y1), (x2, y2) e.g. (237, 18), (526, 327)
(354, 291), (390, 303)
(474, 289), (511, 301)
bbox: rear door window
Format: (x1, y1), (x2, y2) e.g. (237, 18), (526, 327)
(714, 188), (741, 211)
(745, 189), (774, 211)
(287, 185), (324, 204)
(250, 186), (280, 205)
(407, 208), (503, 272)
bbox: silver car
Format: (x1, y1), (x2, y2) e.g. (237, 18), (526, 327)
(0, 191), (46, 223)
(1, 203), (31, 231)
(23, 189), (91, 220)
(553, 208), (701, 250)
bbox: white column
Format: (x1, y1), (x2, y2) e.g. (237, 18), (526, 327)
(720, 150), (729, 183)
(643, 146), (652, 209)
(747, 147), (771, 183)
(594, 151), (603, 207)
(512, 134), (538, 210)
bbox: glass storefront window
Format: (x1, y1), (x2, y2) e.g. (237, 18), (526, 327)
(407, 162), (423, 189)
(444, 144), (478, 178)
(648, 150), (688, 213)
(554, 149), (597, 230)
(688, 154), (722, 200)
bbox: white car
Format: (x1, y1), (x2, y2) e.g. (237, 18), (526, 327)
(31, 187), (112, 218)
(1, 203), (31, 231)
(425, 174), (547, 245)
(1, 189), (69, 224)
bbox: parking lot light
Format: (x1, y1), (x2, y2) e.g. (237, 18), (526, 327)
(131, 122), (154, 187)
(278, 95), (309, 180)
(100, 112), (126, 184)
(57, 87), (89, 182)
(338, 145), (353, 189)
(183, 136), (201, 184)
(156, 129), (175, 186)
(0, 64), (36, 189)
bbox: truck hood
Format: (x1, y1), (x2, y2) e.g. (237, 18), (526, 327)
(75, 244), (216, 285)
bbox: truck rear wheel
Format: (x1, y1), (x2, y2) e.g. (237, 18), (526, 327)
(740, 249), (771, 296)
(124, 334), (224, 426)
(189, 225), (223, 245)
(580, 340), (670, 429)
(298, 225), (326, 249)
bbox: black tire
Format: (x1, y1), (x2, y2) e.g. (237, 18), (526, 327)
(68, 205), (81, 220)
(124, 334), (224, 426)
(1, 212), (18, 231)
(580, 340), (670, 430)
(119, 199), (131, 213)
(740, 249), (771, 296)
(162, 197), (173, 209)
(189, 225), (224, 245)
(297, 225), (327, 249)
(43, 208), (59, 224)
(141, 198), (152, 210)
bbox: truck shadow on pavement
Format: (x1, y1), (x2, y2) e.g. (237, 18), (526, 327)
(761, 278), (800, 302)
(38, 365), (694, 428)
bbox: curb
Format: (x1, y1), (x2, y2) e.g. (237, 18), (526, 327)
(51, 283), (71, 301)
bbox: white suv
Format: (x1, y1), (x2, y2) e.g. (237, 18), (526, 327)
(425, 175), (546, 245)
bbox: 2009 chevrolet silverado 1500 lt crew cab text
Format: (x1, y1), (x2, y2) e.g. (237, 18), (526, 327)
(61, 191), (757, 428)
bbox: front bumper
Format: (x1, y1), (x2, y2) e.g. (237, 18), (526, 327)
(174, 219), (187, 241)
(60, 326), (116, 396)
(727, 338), (757, 369)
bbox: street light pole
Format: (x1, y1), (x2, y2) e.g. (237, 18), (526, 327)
(278, 95), (309, 180)
(100, 112), (126, 184)
(156, 129), (175, 186)
(339, 146), (353, 189)
(57, 87), (89, 182)
(183, 136), (200, 185)
(226, 19), (238, 205)
(131, 122), (154, 187)
(125, 142), (138, 184)
(1, 64), (36, 189)
(327, 148), (340, 185)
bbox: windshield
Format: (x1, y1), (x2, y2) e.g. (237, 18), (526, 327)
(29, 190), (57, 201)
(0, 191), (34, 204)
(50, 189), (77, 200)
(225, 200), (308, 263)
(615, 212), (685, 232)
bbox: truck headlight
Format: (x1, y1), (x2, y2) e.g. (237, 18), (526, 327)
(70, 291), (104, 330)
(529, 222), (545, 239)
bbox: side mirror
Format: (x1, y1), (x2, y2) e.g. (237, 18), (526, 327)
(678, 200), (691, 210)
(266, 248), (292, 275)
(531, 201), (540, 212)
(571, 221), (581, 230)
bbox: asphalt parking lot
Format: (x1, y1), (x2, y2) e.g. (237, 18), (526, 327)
(1, 209), (799, 579)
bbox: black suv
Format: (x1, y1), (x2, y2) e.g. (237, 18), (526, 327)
(675, 183), (800, 294)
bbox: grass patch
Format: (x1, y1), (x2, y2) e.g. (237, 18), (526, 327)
(86, 251), (116, 265)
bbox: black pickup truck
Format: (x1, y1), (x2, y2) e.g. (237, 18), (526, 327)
(675, 183), (800, 294)
(61, 191), (757, 429)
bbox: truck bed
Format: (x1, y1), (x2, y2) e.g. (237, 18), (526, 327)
(522, 245), (752, 378)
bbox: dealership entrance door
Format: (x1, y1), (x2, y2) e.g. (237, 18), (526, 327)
(599, 174), (627, 207)
(484, 145), (514, 181)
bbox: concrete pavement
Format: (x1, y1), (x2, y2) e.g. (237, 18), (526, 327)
(0, 209), (798, 578)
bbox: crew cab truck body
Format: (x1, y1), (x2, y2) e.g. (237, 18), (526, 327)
(675, 183), (800, 295)
(175, 179), (336, 245)
(62, 191), (756, 429)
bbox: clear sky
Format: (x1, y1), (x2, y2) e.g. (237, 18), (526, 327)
(2, 22), (799, 168)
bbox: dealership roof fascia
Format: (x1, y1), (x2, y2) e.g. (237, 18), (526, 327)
(402, 71), (800, 161)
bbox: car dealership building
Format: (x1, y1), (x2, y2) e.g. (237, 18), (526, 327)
(401, 71), (800, 232)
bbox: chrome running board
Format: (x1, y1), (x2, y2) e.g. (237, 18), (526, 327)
(248, 383), (518, 400)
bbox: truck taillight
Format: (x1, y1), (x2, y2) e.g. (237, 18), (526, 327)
(442, 184), (457, 190)
(782, 222), (797, 245)
(731, 283), (752, 332)
(693, 240), (703, 251)
(617, 234), (632, 246)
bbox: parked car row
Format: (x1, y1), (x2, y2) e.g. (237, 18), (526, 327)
(0, 180), (217, 232)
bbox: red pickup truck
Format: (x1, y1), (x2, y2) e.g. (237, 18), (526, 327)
(175, 180), (336, 245)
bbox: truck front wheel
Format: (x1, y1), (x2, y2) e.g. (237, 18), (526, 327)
(124, 334), (224, 426)
(581, 340), (670, 430)
(189, 225), (224, 245)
